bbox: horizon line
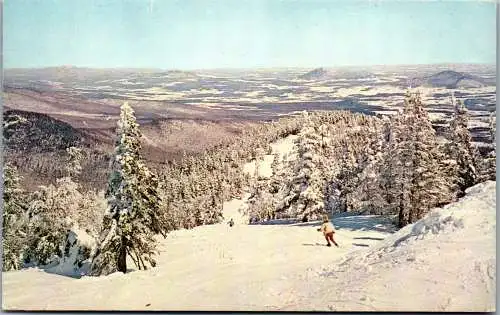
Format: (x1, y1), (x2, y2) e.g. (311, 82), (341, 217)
(4, 62), (496, 72)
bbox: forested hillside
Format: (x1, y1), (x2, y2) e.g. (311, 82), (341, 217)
(2, 92), (496, 279)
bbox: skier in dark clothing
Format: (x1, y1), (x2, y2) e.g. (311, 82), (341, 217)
(228, 218), (234, 227)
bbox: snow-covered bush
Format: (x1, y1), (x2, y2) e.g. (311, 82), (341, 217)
(23, 176), (105, 268)
(50, 227), (96, 276)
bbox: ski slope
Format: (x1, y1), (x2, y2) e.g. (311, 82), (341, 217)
(2, 130), (496, 311)
(285, 180), (496, 312)
(2, 181), (495, 311)
(2, 213), (395, 311)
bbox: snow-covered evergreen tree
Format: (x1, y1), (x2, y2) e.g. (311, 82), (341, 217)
(352, 122), (388, 214)
(65, 146), (84, 178)
(90, 102), (165, 276)
(286, 118), (325, 221)
(447, 97), (479, 194)
(478, 111), (497, 181)
(379, 111), (407, 217)
(389, 92), (453, 227)
(2, 164), (28, 271)
(331, 138), (360, 212)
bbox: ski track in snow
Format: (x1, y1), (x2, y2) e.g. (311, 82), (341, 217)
(2, 218), (393, 311)
(284, 180), (496, 312)
(2, 133), (496, 312)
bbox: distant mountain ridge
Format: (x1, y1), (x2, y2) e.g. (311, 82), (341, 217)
(410, 70), (488, 88)
(298, 67), (376, 80)
(299, 67), (329, 80)
(4, 67), (199, 86)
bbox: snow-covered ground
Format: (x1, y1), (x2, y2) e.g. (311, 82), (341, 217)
(222, 193), (251, 225)
(2, 213), (395, 311)
(285, 180), (496, 312)
(2, 181), (495, 311)
(2, 132), (495, 311)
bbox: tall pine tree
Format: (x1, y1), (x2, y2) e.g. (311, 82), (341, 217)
(90, 102), (165, 276)
(2, 164), (28, 271)
(387, 92), (452, 227)
(290, 119), (325, 221)
(447, 96), (478, 195)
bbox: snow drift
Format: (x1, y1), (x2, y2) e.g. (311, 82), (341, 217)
(2, 181), (496, 311)
(287, 180), (496, 312)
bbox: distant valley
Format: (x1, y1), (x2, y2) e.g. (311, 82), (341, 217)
(3, 64), (496, 190)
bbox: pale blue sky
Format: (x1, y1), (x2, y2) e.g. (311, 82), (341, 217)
(4, 0), (496, 69)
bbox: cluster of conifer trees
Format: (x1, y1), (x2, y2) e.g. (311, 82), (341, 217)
(3, 93), (495, 275)
(1, 103), (303, 274)
(248, 92), (495, 227)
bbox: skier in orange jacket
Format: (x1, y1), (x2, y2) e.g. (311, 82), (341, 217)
(317, 215), (339, 247)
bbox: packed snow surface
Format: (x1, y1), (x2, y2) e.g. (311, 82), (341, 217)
(2, 181), (495, 311)
(285, 180), (496, 312)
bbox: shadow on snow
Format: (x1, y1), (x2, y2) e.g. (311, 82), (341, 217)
(251, 213), (397, 233)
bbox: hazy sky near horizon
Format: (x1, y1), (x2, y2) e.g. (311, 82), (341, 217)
(5, 0), (496, 69)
